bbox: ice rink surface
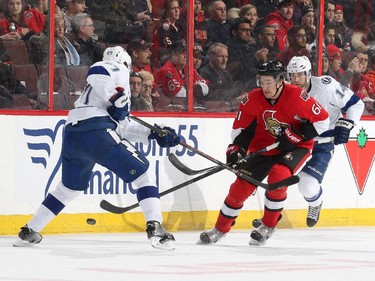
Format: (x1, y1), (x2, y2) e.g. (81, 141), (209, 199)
(2, 227), (375, 281)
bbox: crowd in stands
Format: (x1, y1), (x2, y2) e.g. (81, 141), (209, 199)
(0, 0), (374, 115)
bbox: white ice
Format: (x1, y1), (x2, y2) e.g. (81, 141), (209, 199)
(1, 227), (375, 281)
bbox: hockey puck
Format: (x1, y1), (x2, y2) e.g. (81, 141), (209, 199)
(86, 218), (96, 225)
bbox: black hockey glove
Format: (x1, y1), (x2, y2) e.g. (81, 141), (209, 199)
(278, 126), (305, 152)
(107, 87), (130, 121)
(148, 124), (180, 148)
(333, 118), (354, 145)
(226, 144), (247, 168)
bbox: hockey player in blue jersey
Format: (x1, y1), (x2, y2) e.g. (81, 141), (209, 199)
(286, 56), (364, 226)
(14, 46), (180, 250)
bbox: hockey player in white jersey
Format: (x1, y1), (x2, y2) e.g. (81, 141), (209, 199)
(13, 46), (180, 250)
(286, 56), (364, 226)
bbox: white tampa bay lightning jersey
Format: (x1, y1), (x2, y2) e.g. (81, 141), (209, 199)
(307, 76), (364, 140)
(65, 59), (150, 143)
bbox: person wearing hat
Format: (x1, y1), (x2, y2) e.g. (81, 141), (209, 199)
(292, 0), (313, 25)
(154, 40), (209, 99)
(126, 39), (153, 73)
(299, 5), (316, 45)
(266, 0), (294, 51)
(333, 4), (351, 49)
(326, 44), (362, 88)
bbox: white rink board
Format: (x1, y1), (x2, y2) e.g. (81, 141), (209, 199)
(0, 115), (374, 215)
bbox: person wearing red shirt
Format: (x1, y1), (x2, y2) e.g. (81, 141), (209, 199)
(277, 25), (311, 66)
(154, 40), (208, 99)
(198, 60), (329, 246)
(266, 0), (294, 51)
(23, 0), (48, 34)
(0, 0), (30, 40)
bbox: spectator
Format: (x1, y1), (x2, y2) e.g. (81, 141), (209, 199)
(299, 5), (316, 47)
(61, 0), (87, 34)
(126, 39), (153, 73)
(198, 42), (233, 101)
(154, 40), (208, 99)
(251, 0), (277, 20)
(130, 71), (144, 111)
(292, 0), (312, 25)
(139, 69), (157, 111)
(351, 51), (375, 102)
(278, 25), (310, 66)
(322, 51), (330, 75)
(194, 0), (208, 50)
(333, 4), (350, 49)
(324, 0), (336, 24)
(87, 0), (144, 43)
(227, 7), (240, 21)
(0, 62), (37, 108)
(239, 4), (259, 37)
(325, 43), (361, 86)
(54, 15), (80, 66)
(323, 22), (336, 48)
(23, 0), (48, 34)
(266, 0), (294, 51)
(152, 0), (185, 67)
(0, 0), (30, 40)
(70, 13), (105, 66)
(193, 43), (203, 70)
(250, 24), (280, 63)
(226, 18), (257, 95)
(205, 1), (231, 51)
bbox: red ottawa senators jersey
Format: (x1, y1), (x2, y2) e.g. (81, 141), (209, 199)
(233, 84), (329, 155)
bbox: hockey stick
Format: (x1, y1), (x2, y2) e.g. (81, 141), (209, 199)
(129, 115), (299, 190)
(168, 142), (280, 176)
(100, 166), (223, 214)
(168, 153), (216, 175)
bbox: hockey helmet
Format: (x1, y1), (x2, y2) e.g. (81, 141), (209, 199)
(287, 55), (312, 80)
(103, 46), (132, 68)
(258, 60), (286, 77)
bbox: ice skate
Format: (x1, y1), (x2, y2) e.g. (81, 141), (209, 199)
(306, 202), (323, 227)
(198, 227), (226, 245)
(252, 214), (283, 228)
(146, 221), (175, 251)
(13, 225), (43, 247)
(249, 223), (275, 246)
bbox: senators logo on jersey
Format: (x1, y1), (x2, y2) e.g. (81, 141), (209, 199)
(262, 110), (289, 137)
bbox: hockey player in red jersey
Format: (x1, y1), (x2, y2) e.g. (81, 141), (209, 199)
(199, 60), (329, 246)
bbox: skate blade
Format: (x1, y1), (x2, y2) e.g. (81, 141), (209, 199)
(249, 238), (266, 246)
(13, 238), (38, 247)
(150, 237), (175, 251)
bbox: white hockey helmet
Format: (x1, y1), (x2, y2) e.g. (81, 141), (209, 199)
(287, 55), (312, 81)
(103, 46), (132, 68)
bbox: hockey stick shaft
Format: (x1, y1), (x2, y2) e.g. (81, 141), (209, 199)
(168, 142), (280, 176)
(129, 115), (294, 190)
(100, 166), (224, 214)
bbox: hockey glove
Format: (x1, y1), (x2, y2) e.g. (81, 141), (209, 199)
(278, 126), (305, 152)
(148, 124), (180, 148)
(226, 144), (247, 168)
(107, 87), (130, 121)
(333, 118), (354, 145)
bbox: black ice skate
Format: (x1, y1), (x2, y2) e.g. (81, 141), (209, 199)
(252, 214), (283, 228)
(13, 225), (43, 247)
(306, 202), (323, 227)
(198, 227), (226, 244)
(146, 221), (175, 251)
(249, 223), (275, 246)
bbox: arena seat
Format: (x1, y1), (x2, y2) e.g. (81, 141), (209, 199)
(3, 40), (30, 64)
